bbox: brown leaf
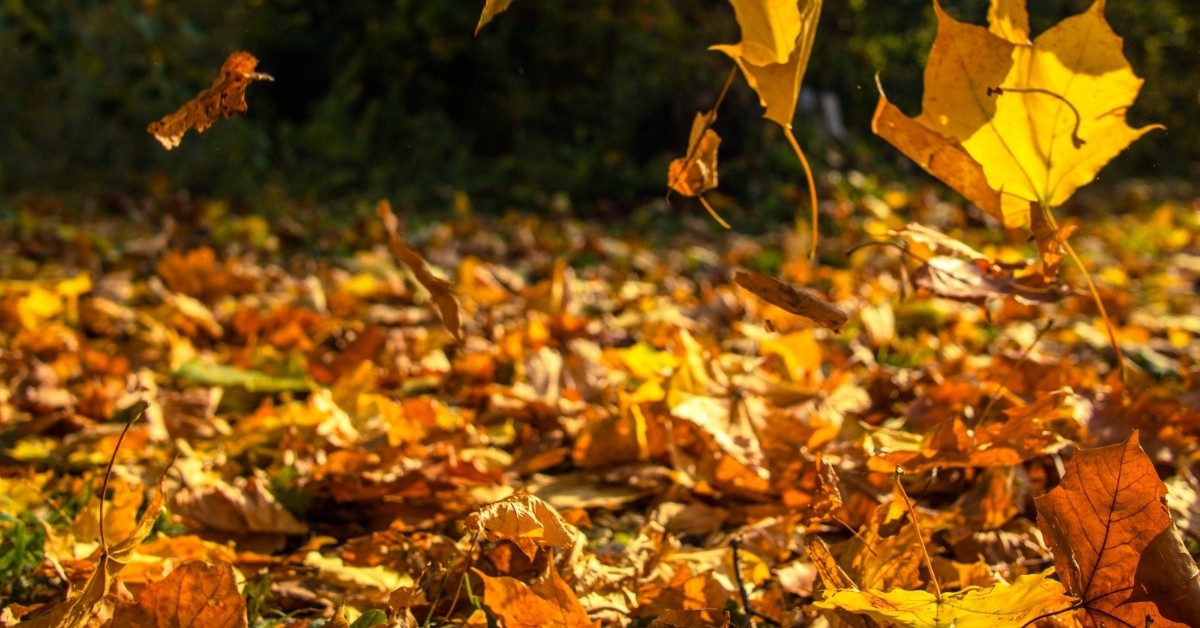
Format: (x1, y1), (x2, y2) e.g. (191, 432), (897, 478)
(647, 609), (730, 628)
(734, 270), (847, 331)
(111, 560), (247, 628)
(148, 51), (273, 150)
(668, 115), (721, 198)
(1035, 431), (1200, 626)
(376, 200), (463, 344)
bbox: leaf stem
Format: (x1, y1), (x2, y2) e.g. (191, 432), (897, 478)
(98, 401), (149, 552)
(782, 126), (820, 260)
(1060, 234), (1128, 382)
(988, 86), (1086, 148)
(893, 469), (942, 599)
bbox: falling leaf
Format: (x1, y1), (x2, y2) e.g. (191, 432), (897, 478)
(734, 270), (847, 331)
(668, 117), (721, 198)
(813, 569), (1074, 627)
(111, 560), (248, 628)
(873, 0), (1162, 227)
(466, 491), (578, 560)
(475, 0), (514, 35)
(711, 0), (822, 129)
(377, 200), (463, 344)
(148, 51), (273, 150)
(1034, 431), (1200, 626)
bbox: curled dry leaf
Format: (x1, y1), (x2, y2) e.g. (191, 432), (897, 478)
(734, 270), (847, 332)
(148, 51), (273, 150)
(1034, 431), (1200, 626)
(111, 560), (247, 628)
(466, 491), (578, 560)
(667, 116), (721, 198)
(376, 200), (464, 344)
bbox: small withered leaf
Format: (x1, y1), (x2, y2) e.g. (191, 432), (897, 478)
(735, 270), (847, 331)
(148, 51), (273, 150)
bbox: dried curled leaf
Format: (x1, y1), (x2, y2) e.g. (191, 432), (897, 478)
(734, 270), (847, 331)
(466, 491), (578, 560)
(667, 115), (721, 198)
(377, 200), (464, 344)
(148, 51), (273, 150)
(1034, 431), (1200, 626)
(111, 561), (248, 628)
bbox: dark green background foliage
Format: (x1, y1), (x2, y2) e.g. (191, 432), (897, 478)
(0, 0), (1193, 214)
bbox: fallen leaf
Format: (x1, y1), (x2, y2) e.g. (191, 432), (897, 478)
(476, 563), (594, 628)
(734, 270), (847, 331)
(813, 569), (1074, 627)
(466, 491), (579, 560)
(377, 200), (463, 344)
(1035, 431), (1200, 626)
(111, 560), (248, 628)
(148, 51), (273, 150)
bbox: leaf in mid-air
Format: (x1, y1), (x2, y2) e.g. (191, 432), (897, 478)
(148, 51), (273, 150)
(873, 0), (1162, 227)
(1035, 431), (1200, 626)
(667, 113), (722, 198)
(475, 0), (514, 35)
(711, 0), (822, 129)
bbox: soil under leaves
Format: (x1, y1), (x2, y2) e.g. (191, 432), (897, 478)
(1, 182), (1198, 626)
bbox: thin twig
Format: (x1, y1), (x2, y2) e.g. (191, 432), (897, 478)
(98, 401), (149, 552)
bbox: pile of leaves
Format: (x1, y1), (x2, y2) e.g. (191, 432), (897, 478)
(1, 175), (1199, 627)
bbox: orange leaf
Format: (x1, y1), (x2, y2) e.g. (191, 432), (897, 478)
(1034, 431), (1200, 626)
(476, 563), (594, 628)
(148, 51), (273, 150)
(112, 560), (247, 628)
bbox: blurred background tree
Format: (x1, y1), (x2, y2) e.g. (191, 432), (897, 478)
(0, 0), (1192, 218)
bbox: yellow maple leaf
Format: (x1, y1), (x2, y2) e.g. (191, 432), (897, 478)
(711, 0), (821, 129)
(874, 0), (1162, 228)
(813, 569), (1075, 627)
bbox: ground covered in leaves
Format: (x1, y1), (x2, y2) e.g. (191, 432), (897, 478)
(2, 180), (1199, 626)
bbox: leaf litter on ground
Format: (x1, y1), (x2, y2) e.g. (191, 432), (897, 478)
(0, 173), (1198, 626)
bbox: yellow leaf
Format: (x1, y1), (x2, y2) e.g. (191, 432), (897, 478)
(813, 570), (1074, 627)
(475, 0), (514, 35)
(720, 0), (803, 66)
(874, 0), (1162, 227)
(711, 0), (821, 128)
